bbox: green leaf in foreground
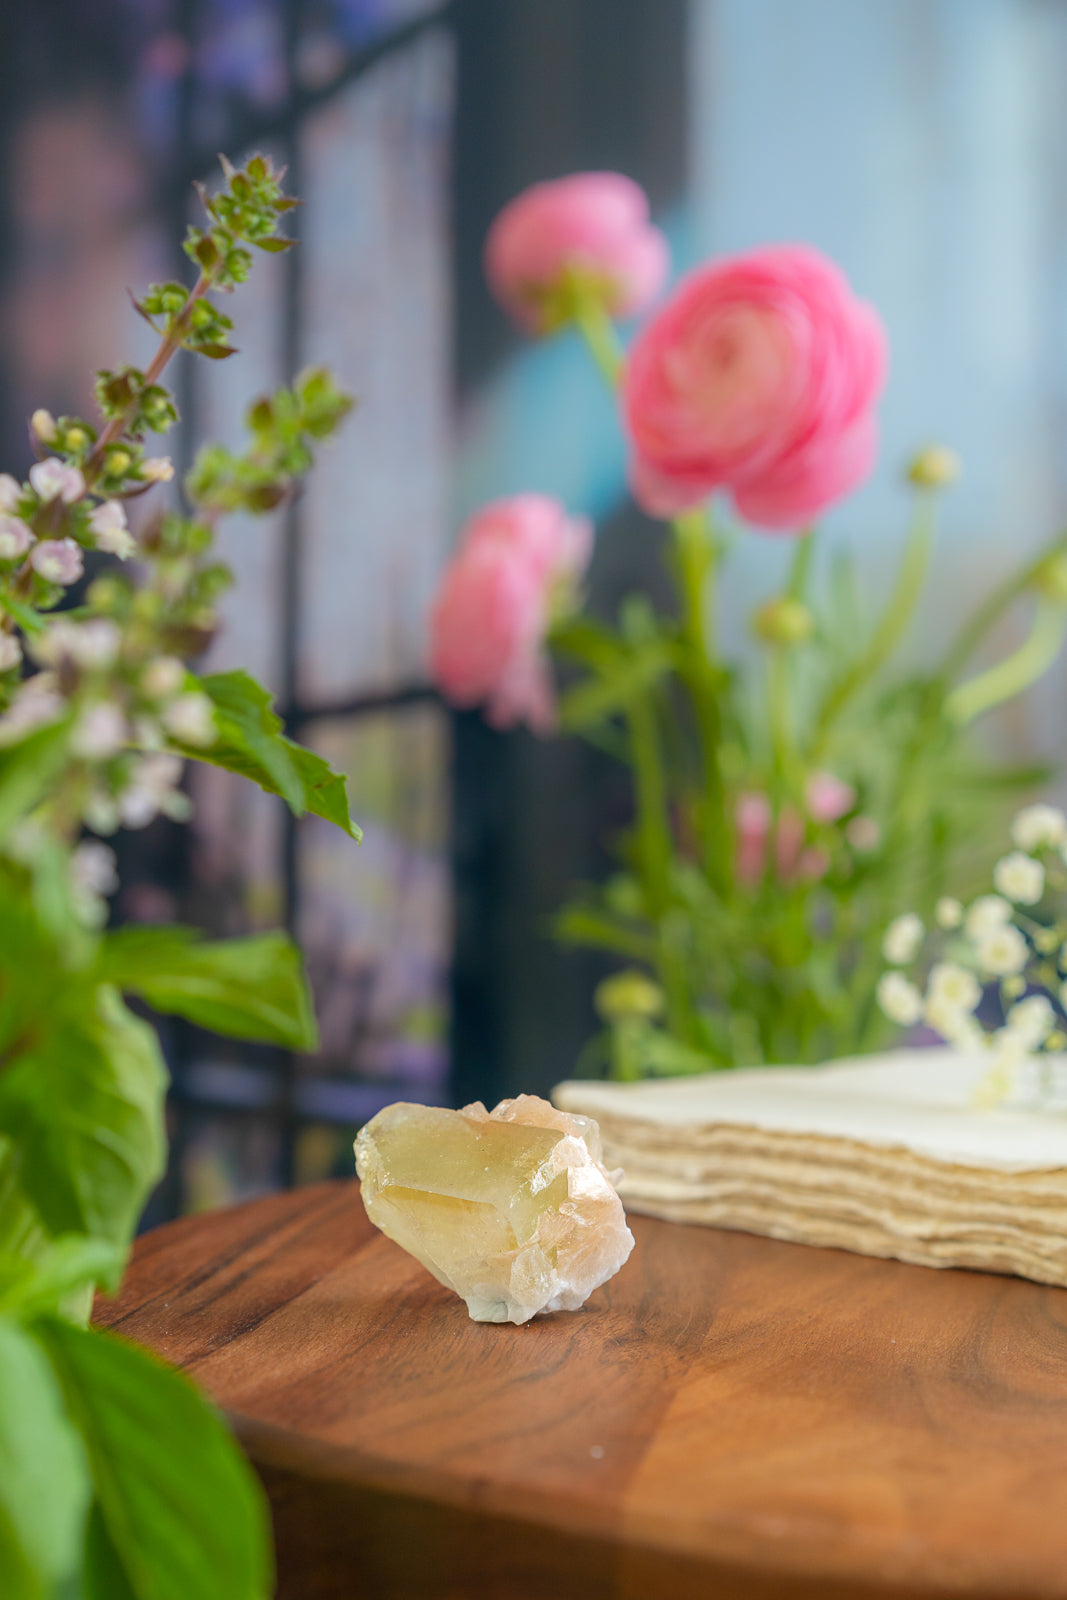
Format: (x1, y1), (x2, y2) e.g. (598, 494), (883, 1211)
(35, 1318), (273, 1600)
(98, 925), (318, 1050)
(182, 670), (361, 840)
(0, 988), (166, 1248)
(0, 1317), (90, 1600)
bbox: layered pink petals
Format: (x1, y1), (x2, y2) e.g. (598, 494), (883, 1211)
(429, 495), (593, 733)
(485, 173), (669, 333)
(622, 245), (888, 530)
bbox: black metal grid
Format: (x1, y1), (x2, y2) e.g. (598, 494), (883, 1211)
(152, 0), (454, 1213)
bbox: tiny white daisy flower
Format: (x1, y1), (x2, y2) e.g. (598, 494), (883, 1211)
(1006, 994), (1055, 1048)
(964, 895), (1012, 940)
(974, 923), (1028, 977)
(877, 971), (923, 1026)
(927, 961), (981, 1014)
(882, 912), (924, 966)
(1012, 803), (1066, 852)
(993, 851), (1045, 906)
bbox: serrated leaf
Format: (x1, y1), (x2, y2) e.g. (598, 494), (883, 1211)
(185, 670), (361, 838)
(98, 926), (318, 1050)
(0, 1317), (90, 1600)
(36, 1319), (272, 1600)
(0, 987), (166, 1248)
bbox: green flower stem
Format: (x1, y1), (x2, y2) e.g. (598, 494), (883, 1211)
(671, 507), (729, 892)
(86, 269), (212, 480)
(626, 692), (691, 1037)
(570, 293), (624, 386)
(943, 597), (1067, 725)
(938, 531), (1067, 683)
(809, 489), (938, 761)
(769, 530), (816, 793)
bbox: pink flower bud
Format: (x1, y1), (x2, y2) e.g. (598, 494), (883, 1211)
(622, 244), (887, 529)
(29, 458), (85, 504)
(806, 770), (856, 824)
(485, 173), (669, 334)
(429, 496), (593, 732)
(31, 538), (84, 585)
(140, 457), (174, 484)
(0, 516), (33, 559)
(0, 475), (22, 512)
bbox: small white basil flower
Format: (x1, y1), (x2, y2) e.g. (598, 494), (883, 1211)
(973, 923), (1028, 977)
(0, 674), (66, 745)
(140, 457), (175, 484)
(964, 894), (1012, 940)
(29, 458), (84, 504)
(0, 516), (32, 559)
(70, 703), (127, 761)
(70, 840), (119, 898)
(141, 656), (186, 699)
(1012, 803), (1066, 852)
(35, 618), (121, 671)
(161, 691), (215, 747)
(0, 474), (22, 512)
(876, 971), (923, 1026)
(0, 634), (22, 672)
(935, 896), (963, 929)
(31, 538), (84, 585)
(882, 912), (923, 965)
(993, 851), (1045, 906)
(88, 499), (136, 559)
(118, 752), (187, 828)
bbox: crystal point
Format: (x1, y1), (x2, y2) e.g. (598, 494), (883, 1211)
(354, 1094), (635, 1324)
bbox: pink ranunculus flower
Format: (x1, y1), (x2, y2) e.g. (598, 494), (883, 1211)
(622, 244), (888, 530)
(485, 173), (670, 334)
(429, 495), (593, 733)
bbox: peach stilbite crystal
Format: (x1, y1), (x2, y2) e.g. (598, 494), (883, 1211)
(354, 1093), (635, 1325)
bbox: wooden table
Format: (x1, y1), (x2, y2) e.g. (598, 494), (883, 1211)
(95, 1178), (1067, 1600)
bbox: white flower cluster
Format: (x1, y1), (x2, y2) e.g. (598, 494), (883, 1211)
(876, 803), (1067, 1106)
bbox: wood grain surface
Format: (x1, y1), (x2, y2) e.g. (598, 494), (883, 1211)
(95, 1179), (1067, 1600)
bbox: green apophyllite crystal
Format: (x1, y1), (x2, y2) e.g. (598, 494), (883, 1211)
(355, 1093), (634, 1325)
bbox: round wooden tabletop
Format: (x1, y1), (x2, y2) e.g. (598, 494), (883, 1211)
(95, 1178), (1067, 1600)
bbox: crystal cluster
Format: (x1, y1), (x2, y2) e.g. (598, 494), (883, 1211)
(355, 1094), (634, 1324)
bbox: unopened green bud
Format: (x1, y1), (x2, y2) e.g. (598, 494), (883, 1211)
(1034, 552), (1067, 603)
(31, 409), (57, 444)
(594, 969), (665, 1023)
(106, 449), (132, 477)
(907, 445), (962, 489)
(752, 596), (814, 647)
(64, 426), (89, 451)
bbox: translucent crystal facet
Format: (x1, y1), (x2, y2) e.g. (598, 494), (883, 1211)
(354, 1094), (635, 1324)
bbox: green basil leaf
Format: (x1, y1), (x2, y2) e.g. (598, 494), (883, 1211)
(178, 670), (361, 839)
(0, 1317), (90, 1600)
(0, 987), (166, 1248)
(0, 1236), (124, 1319)
(35, 1319), (272, 1600)
(0, 720), (72, 836)
(98, 926), (317, 1050)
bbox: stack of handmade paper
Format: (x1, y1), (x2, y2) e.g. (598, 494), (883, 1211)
(553, 1049), (1067, 1287)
